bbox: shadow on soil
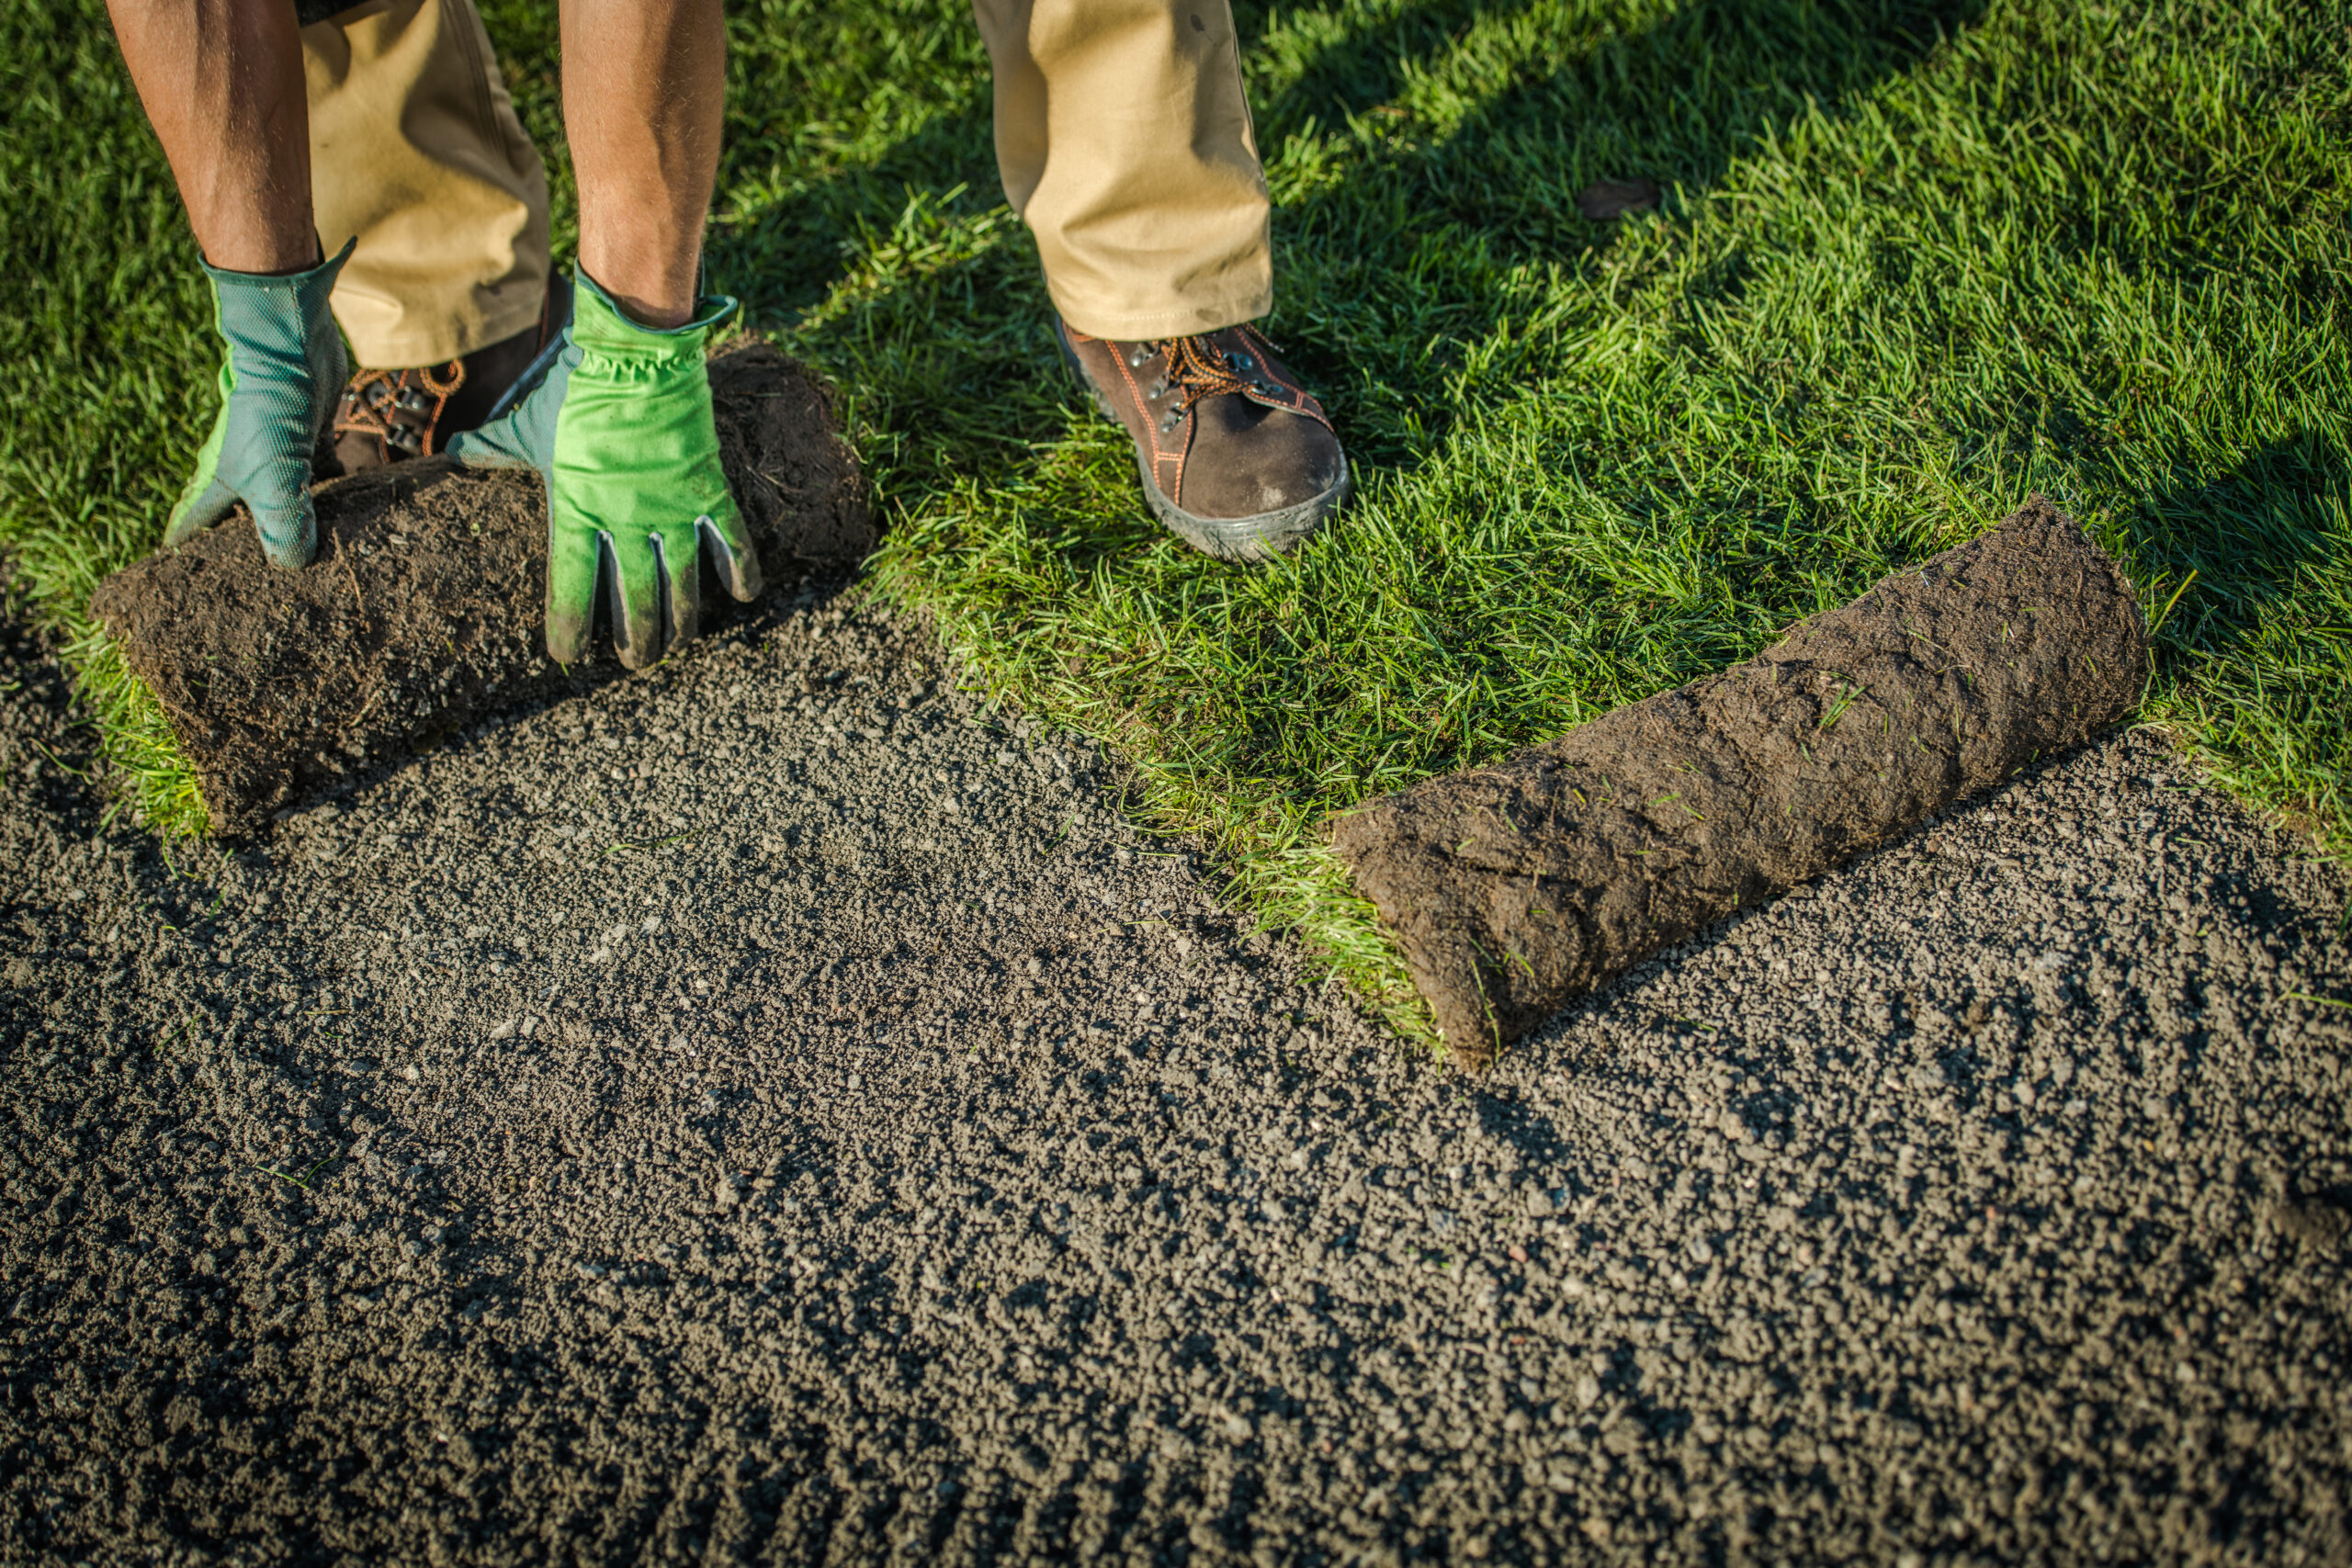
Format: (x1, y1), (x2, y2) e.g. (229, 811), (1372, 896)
(255, 564), (868, 836)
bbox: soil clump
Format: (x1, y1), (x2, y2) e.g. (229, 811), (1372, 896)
(1333, 498), (2147, 1066)
(89, 343), (869, 835)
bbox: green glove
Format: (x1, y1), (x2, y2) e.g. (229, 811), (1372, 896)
(164, 239), (352, 570)
(447, 270), (762, 670)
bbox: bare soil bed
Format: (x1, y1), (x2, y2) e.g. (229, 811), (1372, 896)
(89, 344), (871, 836)
(1, 601), (2348, 1565)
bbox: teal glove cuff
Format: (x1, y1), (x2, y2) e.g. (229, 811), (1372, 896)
(165, 237), (353, 570)
(448, 269), (762, 670)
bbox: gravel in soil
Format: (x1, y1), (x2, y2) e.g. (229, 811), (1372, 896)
(3, 598), (2349, 1565)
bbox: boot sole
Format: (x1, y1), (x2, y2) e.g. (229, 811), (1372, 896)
(1055, 322), (1348, 563)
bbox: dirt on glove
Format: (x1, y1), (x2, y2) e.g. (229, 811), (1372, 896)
(91, 343), (871, 836)
(1331, 497), (2149, 1069)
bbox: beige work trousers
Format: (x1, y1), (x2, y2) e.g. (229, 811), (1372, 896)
(972, 0), (1273, 338)
(300, 0), (549, 367)
(304, 0), (1271, 361)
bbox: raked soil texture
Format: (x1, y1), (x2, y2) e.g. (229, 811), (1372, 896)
(1, 591), (2348, 1565)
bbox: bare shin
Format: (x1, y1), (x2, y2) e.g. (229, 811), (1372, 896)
(107, 0), (316, 274)
(560, 0), (725, 328)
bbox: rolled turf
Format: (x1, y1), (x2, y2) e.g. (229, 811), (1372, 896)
(90, 344), (871, 835)
(1330, 498), (2148, 1069)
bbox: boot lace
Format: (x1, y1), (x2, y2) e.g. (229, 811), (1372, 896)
(335, 360), (467, 457)
(1135, 332), (1264, 433)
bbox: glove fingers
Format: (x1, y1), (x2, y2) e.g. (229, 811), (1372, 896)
(546, 520), (605, 666)
(696, 507), (764, 604)
(252, 493), (320, 571)
(609, 533), (665, 672)
(164, 479), (238, 549)
(661, 528), (702, 653)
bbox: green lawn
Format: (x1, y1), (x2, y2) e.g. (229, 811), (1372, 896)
(5, 1), (2348, 1038)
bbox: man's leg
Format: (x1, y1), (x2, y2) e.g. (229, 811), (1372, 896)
(109, 0), (346, 566)
(560, 0), (722, 326)
(973, 0), (1346, 561)
(974, 0), (1267, 339)
(107, 0), (316, 272)
(303, 0), (552, 468)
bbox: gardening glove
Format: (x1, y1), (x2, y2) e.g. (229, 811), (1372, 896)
(447, 269), (762, 671)
(164, 238), (353, 570)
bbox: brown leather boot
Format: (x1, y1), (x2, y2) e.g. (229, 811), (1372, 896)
(1057, 321), (1350, 561)
(329, 282), (563, 475)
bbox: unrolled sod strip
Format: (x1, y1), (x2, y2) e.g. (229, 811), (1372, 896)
(1330, 497), (2149, 1070)
(93, 344), (874, 836)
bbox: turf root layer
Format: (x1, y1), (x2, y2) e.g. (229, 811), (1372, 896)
(90, 344), (870, 834)
(1331, 497), (2149, 1068)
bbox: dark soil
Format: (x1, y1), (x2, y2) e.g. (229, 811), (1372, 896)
(89, 343), (871, 837)
(2, 600), (2348, 1564)
(1332, 499), (2147, 1067)
(1575, 178), (1661, 220)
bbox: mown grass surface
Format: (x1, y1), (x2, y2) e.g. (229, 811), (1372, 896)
(5, 1), (2348, 1031)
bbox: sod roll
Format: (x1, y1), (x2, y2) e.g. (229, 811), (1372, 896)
(1330, 498), (2148, 1070)
(91, 344), (872, 835)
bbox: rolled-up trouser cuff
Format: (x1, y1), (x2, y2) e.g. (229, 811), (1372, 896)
(977, 0), (1274, 343)
(1050, 288), (1275, 344)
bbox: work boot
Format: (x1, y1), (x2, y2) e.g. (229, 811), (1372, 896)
(329, 276), (568, 475)
(1057, 321), (1349, 561)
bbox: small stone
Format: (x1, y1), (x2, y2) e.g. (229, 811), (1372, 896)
(1576, 176), (1660, 220)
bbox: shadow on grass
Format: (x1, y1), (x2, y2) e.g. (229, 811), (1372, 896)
(766, 0), (1984, 608)
(2126, 432), (2352, 838)
(2132, 433), (2346, 669)
(755, 0), (1983, 432)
